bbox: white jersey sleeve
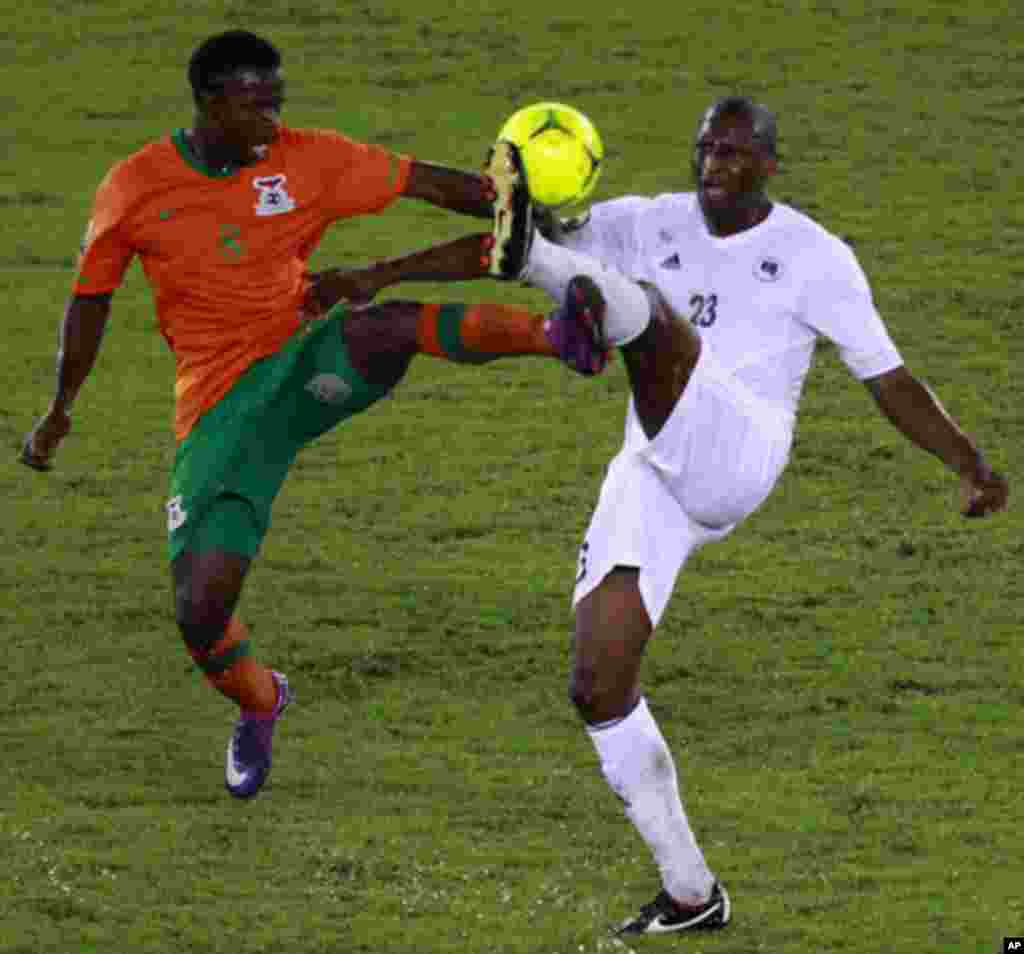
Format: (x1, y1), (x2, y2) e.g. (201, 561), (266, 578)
(800, 237), (903, 380)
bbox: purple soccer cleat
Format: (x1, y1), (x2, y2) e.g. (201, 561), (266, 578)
(544, 274), (610, 376)
(225, 671), (293, 799)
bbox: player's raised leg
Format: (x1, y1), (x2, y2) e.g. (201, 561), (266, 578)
(536, 268), (703, 439)
(486, 140), (650, 347)
(486, 141), (702, 435)
(338, 297), (608, 382)
(614, 287), (703, 439)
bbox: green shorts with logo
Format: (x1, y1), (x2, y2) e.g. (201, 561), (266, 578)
(166, 310), (389, 562)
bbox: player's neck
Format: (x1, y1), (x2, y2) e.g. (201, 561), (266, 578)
(186, 124), (261, 173)
(702, 196), (773, 237)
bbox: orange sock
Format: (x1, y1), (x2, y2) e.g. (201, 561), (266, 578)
(188, 617), (279, 714)
(416, 303), (555, 363)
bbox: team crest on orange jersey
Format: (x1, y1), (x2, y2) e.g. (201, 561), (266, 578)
(252, 175), (296, 216)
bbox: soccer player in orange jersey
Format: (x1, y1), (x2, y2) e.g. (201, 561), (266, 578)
(20, 30), (606, 799)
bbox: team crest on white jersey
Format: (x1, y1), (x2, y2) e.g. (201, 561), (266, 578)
(252, 175), (296, 216)
(754, 256), (783, 282)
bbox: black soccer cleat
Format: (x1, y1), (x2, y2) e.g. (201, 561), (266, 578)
(484, 140), (533, 280)
(615, 881), (731, 936)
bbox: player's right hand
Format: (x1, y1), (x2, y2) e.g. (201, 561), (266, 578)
(20, 407), (71, 472)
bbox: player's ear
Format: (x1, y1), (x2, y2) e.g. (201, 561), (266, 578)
(196, 88), (223, 116)
(762, 154), (778, 178)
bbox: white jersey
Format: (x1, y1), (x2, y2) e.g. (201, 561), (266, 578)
(563, 193), (904, 435)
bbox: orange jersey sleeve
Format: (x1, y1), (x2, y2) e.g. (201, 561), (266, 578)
(308, 128), (412, 218)
(74, 161), (138, 295)
(69, 128), (412, 441)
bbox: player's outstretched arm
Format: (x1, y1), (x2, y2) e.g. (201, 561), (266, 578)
(308, 233), (492, 312)
(402, 160), (496, 218)
(865, 366), (1009, 517)
(21, 293), (111, 472)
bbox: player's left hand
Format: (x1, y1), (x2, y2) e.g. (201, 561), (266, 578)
(20, 407), (71, 472)
(959, 456), (1008, 518)
(305, 267), (383, 315)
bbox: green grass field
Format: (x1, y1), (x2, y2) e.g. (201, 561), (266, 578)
(2, 1), (1021, 952)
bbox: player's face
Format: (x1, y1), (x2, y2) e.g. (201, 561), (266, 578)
(692, 111), (775, 224)
(206, 68), (285, 150)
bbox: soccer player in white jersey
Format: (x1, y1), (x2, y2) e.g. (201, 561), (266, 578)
(484, 95), (1009, 935)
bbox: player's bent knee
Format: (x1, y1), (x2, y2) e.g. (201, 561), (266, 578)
(344, 301), (419, 352)
(174, 588), (233, 653)
(171, 550), (249, 652)
(569, 663), (638, 724)
(342, 305), (418, 391)
(176, 613), (230, 655)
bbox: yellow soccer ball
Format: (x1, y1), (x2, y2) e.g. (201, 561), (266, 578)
(497, 101), (603, 210)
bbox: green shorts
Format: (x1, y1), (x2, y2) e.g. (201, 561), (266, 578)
(166, 311), (389, 562)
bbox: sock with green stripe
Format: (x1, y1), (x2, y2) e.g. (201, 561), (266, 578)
(188, 616), (279, 714)
(415, 302), (555, 363)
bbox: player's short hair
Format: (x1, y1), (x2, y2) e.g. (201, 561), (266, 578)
(188, 30), (281, 104)
(703, 96), (778, 157)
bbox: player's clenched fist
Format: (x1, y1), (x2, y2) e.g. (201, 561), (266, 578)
(960, 462), (1009, 518)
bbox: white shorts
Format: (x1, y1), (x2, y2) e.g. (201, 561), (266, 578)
(572, 345), (792, 627)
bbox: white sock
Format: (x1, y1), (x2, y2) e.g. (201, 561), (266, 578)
(587, 697), (715, 905)
(523, 232), (650, 346)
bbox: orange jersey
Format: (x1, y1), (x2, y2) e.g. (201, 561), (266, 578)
(74, 126), (412, 440)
